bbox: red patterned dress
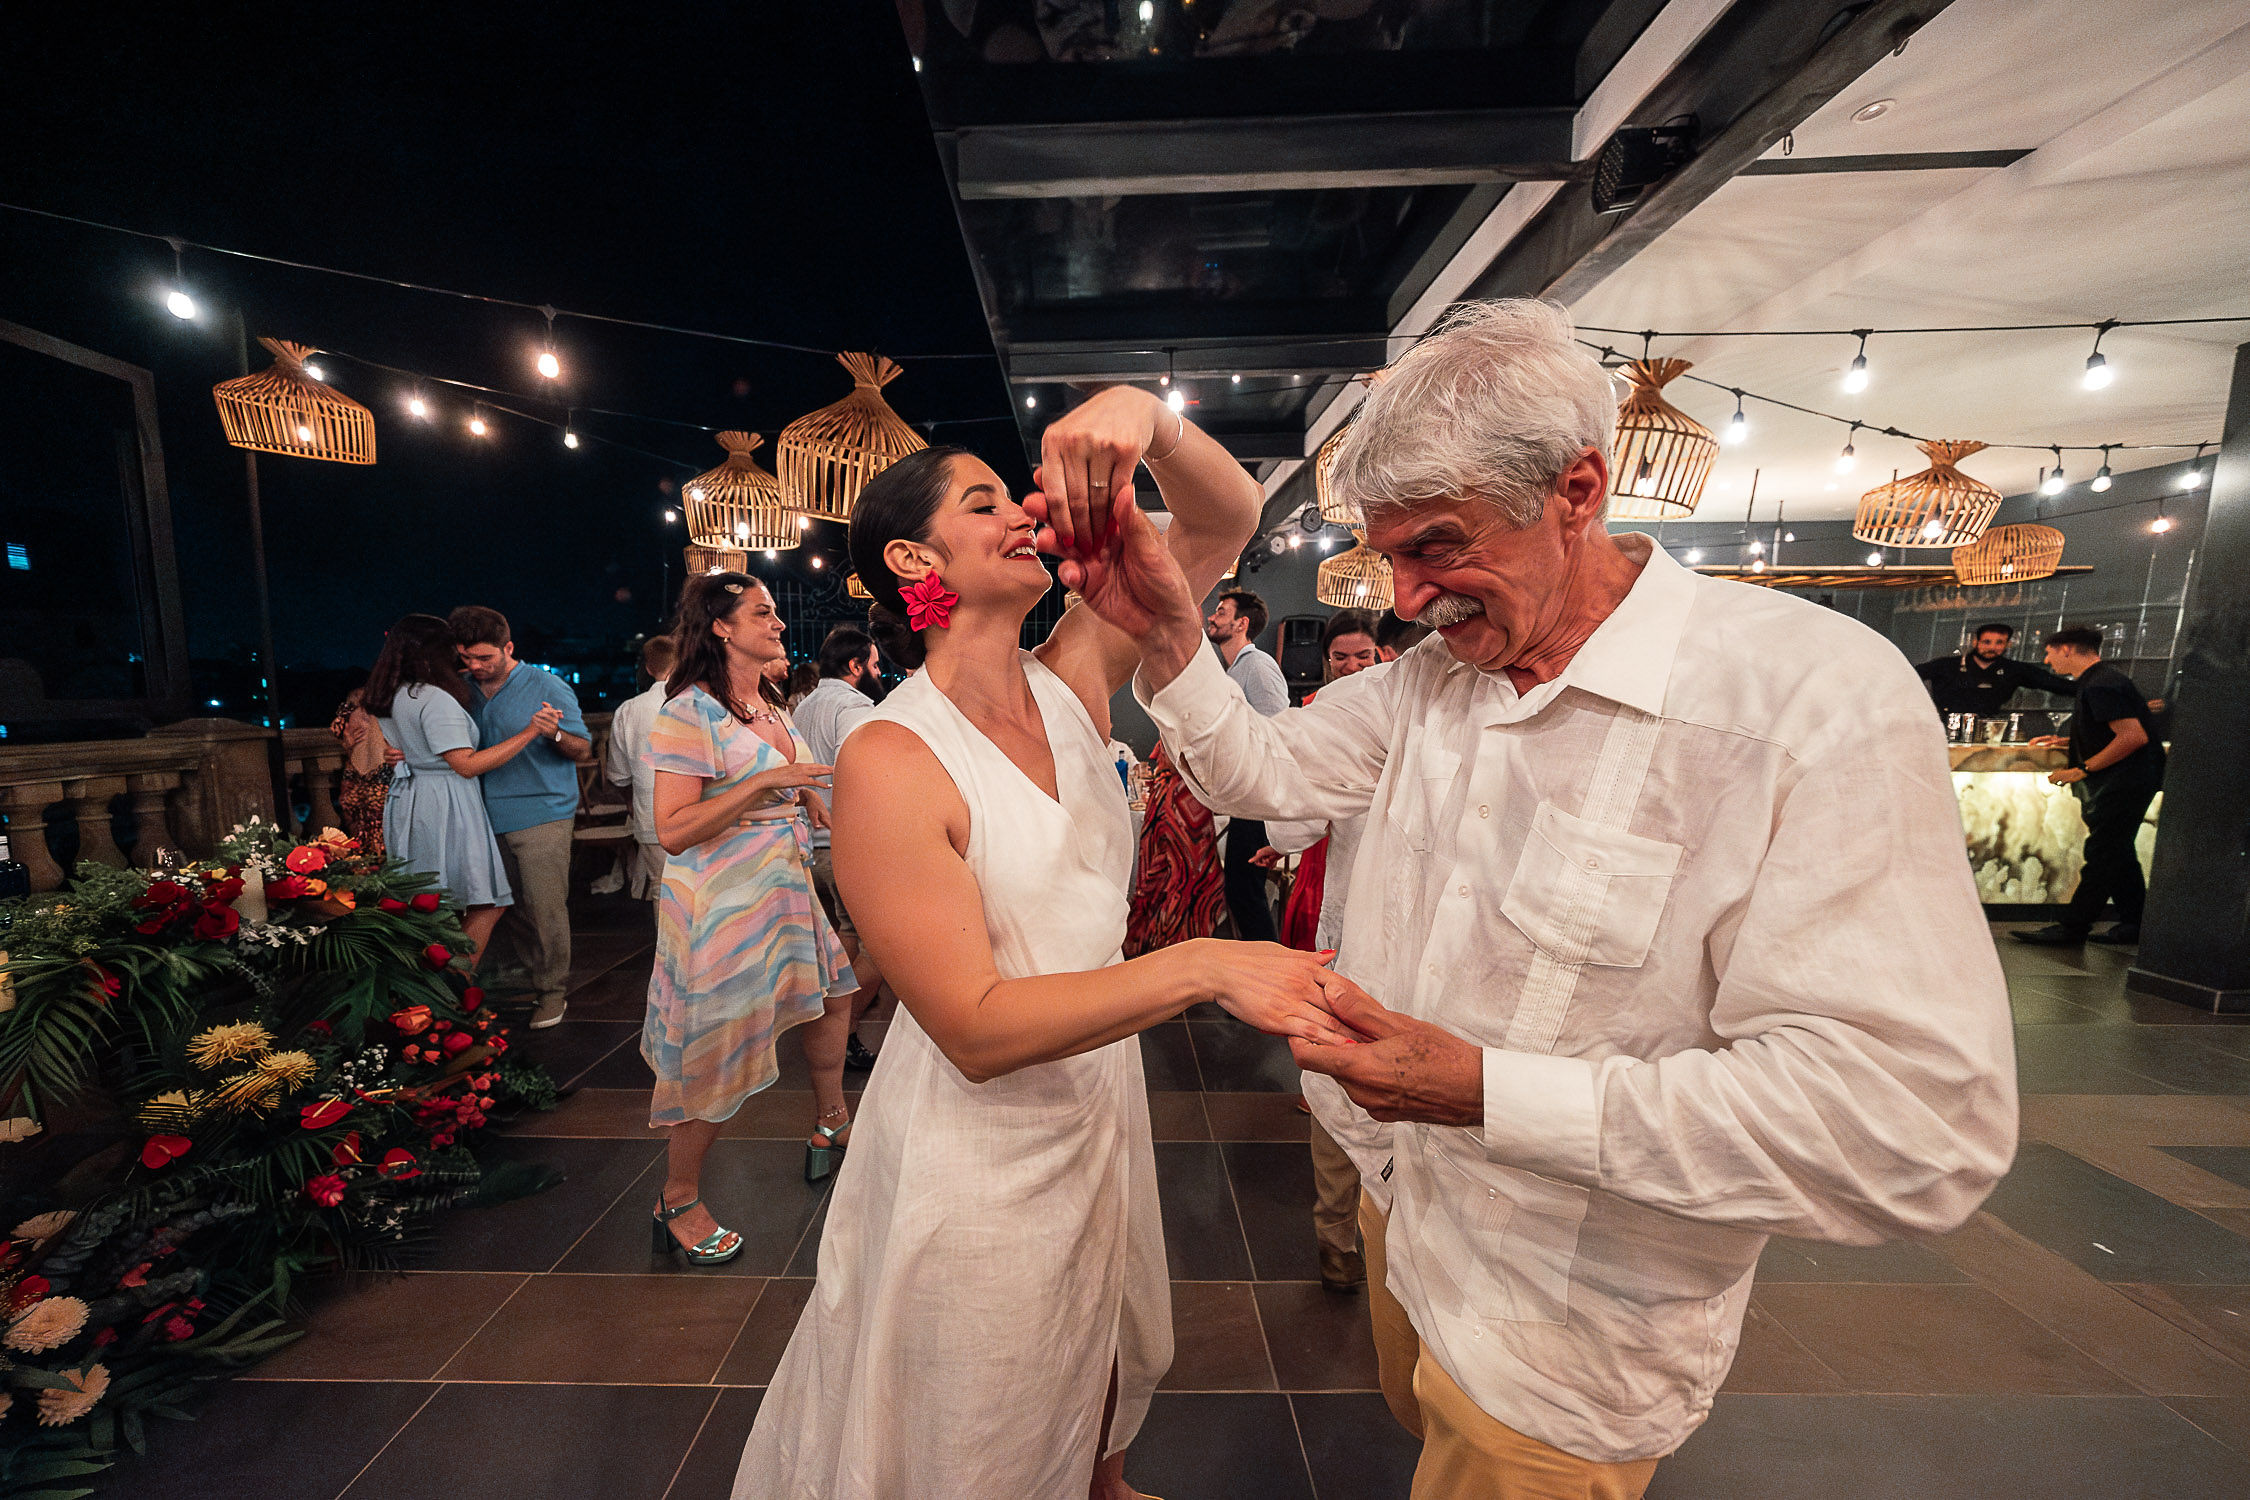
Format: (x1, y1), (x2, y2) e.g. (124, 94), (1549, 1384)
(1124, 741), (1226, 957)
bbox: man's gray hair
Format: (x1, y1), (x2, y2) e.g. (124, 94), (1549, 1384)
(1329, 299), (1616, 530)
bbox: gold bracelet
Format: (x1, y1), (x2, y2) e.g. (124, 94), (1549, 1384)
(1147, 406), (1187, 463)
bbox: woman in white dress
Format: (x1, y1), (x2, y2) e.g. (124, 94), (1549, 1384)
(736, 387), (1361, 1499)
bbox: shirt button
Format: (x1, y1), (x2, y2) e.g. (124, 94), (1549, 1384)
(1478, 804), (1490, 818)
(1457, 884), (1470, 898)
(1427, 964), (1439, 977)
(1585, 856), (1600, 871)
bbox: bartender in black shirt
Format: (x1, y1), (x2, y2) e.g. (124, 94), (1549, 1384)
(1915, 622), (2076, 717)
(2011, 625), (2167, 947)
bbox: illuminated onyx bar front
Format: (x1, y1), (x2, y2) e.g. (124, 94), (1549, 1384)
(1950, 744), (2159, 907)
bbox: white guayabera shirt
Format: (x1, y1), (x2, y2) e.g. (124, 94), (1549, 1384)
(1140, 535), (2017, 1464)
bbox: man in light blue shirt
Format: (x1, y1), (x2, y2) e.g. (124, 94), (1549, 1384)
(795, 624), (885, 1070)
(1206, 589), (1288, 941)
(451, 606), (591, 1028)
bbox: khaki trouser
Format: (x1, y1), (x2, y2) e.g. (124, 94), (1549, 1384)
(1310, 1116), (1361, 1257)
(1360, 1193), (1660, 1500)
(495, 817), (574, 1006)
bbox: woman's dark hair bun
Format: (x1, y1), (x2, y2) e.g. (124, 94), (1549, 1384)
(847, 444), (970, 675)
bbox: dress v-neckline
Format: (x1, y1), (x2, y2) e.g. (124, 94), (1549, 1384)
(929, 658), (1067, 809)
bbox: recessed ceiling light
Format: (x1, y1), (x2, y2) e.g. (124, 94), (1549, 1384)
(1851, 99), (1895, 123)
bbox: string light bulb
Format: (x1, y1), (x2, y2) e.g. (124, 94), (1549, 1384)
(303, 363), (325, 382)
(1841, 332), (1870, 394)
(1167, 387), (1186, 414)
(764, 549), (778, 560)
(1866, 548), (1885, 566)
(2039, 447), (2066, 497)
(468, 410), (488, 437)
(1683, 548), (1704, 564)
(810, 556), (824, 570)
(2151, 510), (2174, 534)
(663, 508), (679, 523)
(1749, 556), (1766, 573)
(294, 423), (313, 444)
(162, 238), (195, 319)
(1835, 424), (1859, 474)
(1723, 391), (1748, 446)
(797, 515), (812, 530)
(2082, 322), (2116, 389)
(2181, 443), (2207, 489)
(1024, 394), (1037, 409)
(536, 306), (562, 380)
(563, 429), (580, 449)
(1231, 374), (1241, 385)
(2091, 446), (2113, 492)
(407, 392), (429, 419)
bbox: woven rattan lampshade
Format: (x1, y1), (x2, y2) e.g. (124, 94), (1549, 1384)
(211, 339), (375, 464)
(777, 353), (927, 520)
(845, 572), (872, 600)
(685, 432), (797, 551)
(1853, 439), (2002, 548)
(1607, 359), (1716, 519)
(1952, 523), (2065, 585)
(1316, 541), (1393, 610)
(1314, 422), (1359, 527)
(684, 544), (749, 576)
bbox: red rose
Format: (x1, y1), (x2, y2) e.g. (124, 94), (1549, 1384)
(135, 919), (169, 935)
(192, 905), (240, 940)
(461, 986), (484, 1012)
(422, 943), (452, 970)
(378, 897), (409, 913)
(140, 1134), (192, 1170)
(332, 1130), (363, 1166)
(441, 1031), (473, 1055)
(410, 893), (441, 914)
(284, 845), (328, 874)
(304, 1019), (334, 1037)
(303, 1174), (347, 1207)
(138, 879), (190, 908)
(378, 1148), (421, 1181)
(300, 1098), (350, 1130)
(265, 875), (309, 901)
(206, 875), (244, 903)
(389, 1005), (432, 1036)
(402, 1045), (423, 1063)
(430, 1020), (451, 1033)
(7, 1276), (49, 1313)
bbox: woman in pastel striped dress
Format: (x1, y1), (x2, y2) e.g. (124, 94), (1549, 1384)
(644, 571), (855, 1265)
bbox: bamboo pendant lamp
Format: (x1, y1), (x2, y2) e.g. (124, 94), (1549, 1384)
(1853, 439), (2002, 548)
(684, 544), (749, 576)
(777, 353), (927, 520)
(1953, 523), (2064, 585)
(211, 339), (375, 464)
(846, 572), (872, 600)
(1314, 423), (1358, 526)
(1606, 359), (1716, 519)
(1316, 539), (1393, 610)
(685, 432), (798, 551)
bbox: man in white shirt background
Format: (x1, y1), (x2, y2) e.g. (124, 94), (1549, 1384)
(1205, 588), (1290, 942)
(795, 624), (887, 1071)
(1057, 299), (2017, 1499)
(602, 634), (677, 901)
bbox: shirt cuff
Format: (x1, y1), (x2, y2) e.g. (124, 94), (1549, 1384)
(1482, 1048), (1602, 1184)
(1135, 642), (1237, 739)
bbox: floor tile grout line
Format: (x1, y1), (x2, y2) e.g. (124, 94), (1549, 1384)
(656, 1386), (727, 1500)
(776, 1179), (837, 1275)
(1213, 1141), (1283, 1380)
(1284, 1391), (1325, 1500)
(707, 1277), (776, 1386)
(421, 1271), (538, 1380)
(540, 1142), (670, 1273)
(558, 1031), (643, 1092)
(330, 1381), (446, 1500)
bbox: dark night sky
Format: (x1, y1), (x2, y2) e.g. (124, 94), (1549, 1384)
(0, 1), (1012, 694)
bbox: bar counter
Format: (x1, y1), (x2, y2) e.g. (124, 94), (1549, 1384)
(1950, 743), (2159, 907)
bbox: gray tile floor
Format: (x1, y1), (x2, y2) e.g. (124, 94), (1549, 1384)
(106, 903), (2250, 1498)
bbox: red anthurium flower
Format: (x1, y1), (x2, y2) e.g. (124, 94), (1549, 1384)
(899, 572), (959, 631)
(378, 1148), (421, 1181)
(331, 1130), (363, 1166)
(8, 1276), (50, 1313)
(140, 1134), (192, 1170)
(89, 965), (122, 1001)
(164, 1314), (196, 1341)
(284, 844), (328, 874)
(135, 919), (169, 935)
(490, 1036), (509, 1054)
(304, 1018), (334, 1037)
(377, 897), (409, 913)
(441, 1031), (473, 1055)
(192, 905), (240, 940)
(410, 893), (442, 914)
(264, 875), (309, 901)
(389, 1005), (432, 1035)
(422, 943), (452, 970)
(300, 1098), (350, 1130)
(206, 875), (244, 903)
(303, 1174), (347, 1207)
(460, 986), (484, 1012)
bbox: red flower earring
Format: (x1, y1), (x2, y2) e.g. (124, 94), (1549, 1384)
(899, 573), (958, 631)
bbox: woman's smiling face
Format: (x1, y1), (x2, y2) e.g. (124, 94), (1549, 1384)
(897, 454), (1052, 610)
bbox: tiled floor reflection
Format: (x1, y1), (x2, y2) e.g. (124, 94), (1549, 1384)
(151, 906), (2250, 1499)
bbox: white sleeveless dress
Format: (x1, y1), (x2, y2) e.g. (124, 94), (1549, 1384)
(734, 653), (1173, 1500)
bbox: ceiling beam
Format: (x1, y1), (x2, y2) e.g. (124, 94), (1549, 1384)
(948, 110), (1578, 200)
(1467, 0), (1959, 306)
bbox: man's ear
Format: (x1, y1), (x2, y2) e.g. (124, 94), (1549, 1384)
(1554, 448), (1609, 540)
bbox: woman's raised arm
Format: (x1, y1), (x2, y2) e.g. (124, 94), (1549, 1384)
(832, 721), (1357, 1084)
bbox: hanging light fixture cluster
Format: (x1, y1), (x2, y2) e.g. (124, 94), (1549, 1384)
(1953, 524), (2065, 586)
(1851, 440), (2002, 548)
(777, 353), (927, 521)
(685, 432), (798, 551)
(210, 339), (376, 465)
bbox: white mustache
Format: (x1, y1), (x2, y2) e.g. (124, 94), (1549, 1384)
(1415, 594), (1485, 629)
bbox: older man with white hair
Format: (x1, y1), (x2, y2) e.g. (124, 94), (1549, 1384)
(1048, 300), (2017, 1499)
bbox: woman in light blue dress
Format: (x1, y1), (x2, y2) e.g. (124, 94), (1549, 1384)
(365, 614), (555, 963)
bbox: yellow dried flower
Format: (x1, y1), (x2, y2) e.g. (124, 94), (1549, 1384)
(186, 1022), (272, 1071)
(137, 1090), (201, 1128)
(37, 1363), (108, 1426)
(5, 1296), (89, 1354)
(10, 1211), (75, 1244)
(208, 1071), (282, 1115)
(254, 1051), (318, 1091)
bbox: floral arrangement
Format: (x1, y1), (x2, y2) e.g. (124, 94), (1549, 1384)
(0, 822), (558, 1493)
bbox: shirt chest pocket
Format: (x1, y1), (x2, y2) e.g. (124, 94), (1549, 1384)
(1424, 1146), (1589, 1326)
(1500, 801), (1682, 969)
